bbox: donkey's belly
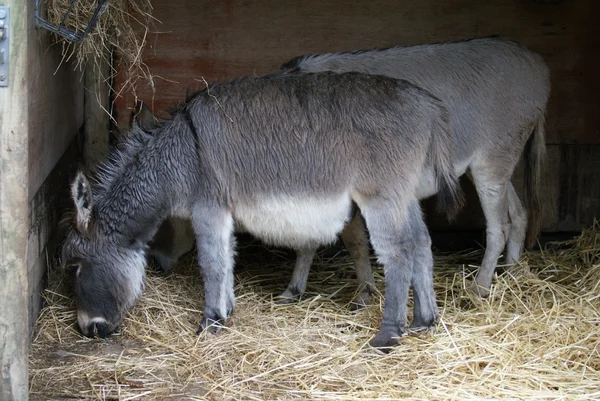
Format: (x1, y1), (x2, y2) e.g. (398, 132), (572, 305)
(234, 194), (353, 249)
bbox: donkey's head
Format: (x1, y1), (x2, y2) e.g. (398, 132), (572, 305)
(62, 171), (147, 338)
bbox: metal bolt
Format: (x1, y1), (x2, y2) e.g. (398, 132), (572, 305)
(0, 75), (6, 81)
(0, 10), (6, 19)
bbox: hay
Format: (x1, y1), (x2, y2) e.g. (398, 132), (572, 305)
(44, 0), (157, 101)
(30, 227), (600, 400)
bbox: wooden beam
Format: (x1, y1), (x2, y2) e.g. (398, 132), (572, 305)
(0, 0), (30, 399)
(83, 54), (111, 171)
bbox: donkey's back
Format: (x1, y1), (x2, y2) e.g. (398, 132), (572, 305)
(182, 72), (459, 249)
(283, 37), (549, 166)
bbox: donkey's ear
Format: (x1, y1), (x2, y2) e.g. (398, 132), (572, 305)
(131, 101), (159, 131)
(71, 171), (94, 234)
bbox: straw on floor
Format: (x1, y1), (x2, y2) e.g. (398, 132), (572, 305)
(30, 224), (600, 400)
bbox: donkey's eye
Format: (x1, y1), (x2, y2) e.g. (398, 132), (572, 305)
(65, 262), (82, 278)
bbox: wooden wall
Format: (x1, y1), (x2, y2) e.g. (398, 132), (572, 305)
(0, 0), (84, 399)
(113, 0), (600, 233)
(26, 9), (84, 343)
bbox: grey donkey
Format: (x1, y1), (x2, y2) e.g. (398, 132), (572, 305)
(61, 70), (462, 349)
(133, 102), (378, 308)
(133, 101), (412, 309)
(280, 36), (550, 297)
(146, 36), (551, 301)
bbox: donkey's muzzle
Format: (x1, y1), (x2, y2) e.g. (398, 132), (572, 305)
(81, 321), (112, 338)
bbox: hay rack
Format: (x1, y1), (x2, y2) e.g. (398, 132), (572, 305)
(35, 0), (109, 43)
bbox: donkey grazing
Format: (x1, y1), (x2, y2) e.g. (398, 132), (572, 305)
(134, 101), (379, 309)
(280, 36), (551, 296)
(62, 71), (461, 348)
(131, 101), (378, 308)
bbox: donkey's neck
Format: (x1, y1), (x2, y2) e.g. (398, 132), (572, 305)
(94, 134), (176, 244)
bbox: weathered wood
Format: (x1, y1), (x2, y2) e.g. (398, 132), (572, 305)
(26, 24), (84, 200)
(27, 137), (83, 336)
(0, 1), (30, 399)
(83, 54), (111, 171)
(555, 145), (600, 231)
(24, 1), (83, 345)
(113, 0), (599, 146)
(1, 0), (85, 399)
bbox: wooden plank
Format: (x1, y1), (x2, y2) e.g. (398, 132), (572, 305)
(1, 1), (85, 399)
(0, 1), (30, 399)
(26, 11), (84, 199)
(556, 145), (600, 231)
(581, 0), (600, 145)
(27, 137), (83, 336)
(113, 0), (599, 146)
(83, 55), (110, 171)
(24, 0), (83, 343)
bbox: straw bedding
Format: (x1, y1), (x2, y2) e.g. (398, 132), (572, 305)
(29, 224), (600, 400)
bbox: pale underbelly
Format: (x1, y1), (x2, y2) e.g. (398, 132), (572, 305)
(234, 193), (353, 249)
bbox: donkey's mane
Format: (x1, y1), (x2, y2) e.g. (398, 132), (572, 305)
(280, 35), (506, 70)
(92, 125), (155, 198)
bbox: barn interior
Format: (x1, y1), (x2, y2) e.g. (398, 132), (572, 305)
(1, 0), (599, 400)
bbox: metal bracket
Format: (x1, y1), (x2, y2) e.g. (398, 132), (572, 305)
(0, 7), (9, 87)
(34, 0), (109, 43)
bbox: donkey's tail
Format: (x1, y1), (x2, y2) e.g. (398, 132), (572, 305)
(430, 104), (464, 220)
(523, 116), (547, 248)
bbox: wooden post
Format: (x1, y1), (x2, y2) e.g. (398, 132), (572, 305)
(83, 54), (111, 171)
(0, 0), (30, 399)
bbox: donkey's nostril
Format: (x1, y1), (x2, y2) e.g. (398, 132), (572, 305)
(80, 323), (95, 338)
(95, 322), (110, 338)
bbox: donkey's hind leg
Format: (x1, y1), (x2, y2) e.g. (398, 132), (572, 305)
(340, 211), (375, 310)
(505, 182), (527, 265)
(278, 212), (375, 309)
(278, 247), (317, 304)
(409, 214), (438, 329)
(470, 171), (511, 297)
(359, 197), (430, 349)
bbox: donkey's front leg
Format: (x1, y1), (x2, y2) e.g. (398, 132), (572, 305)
(360, 198), (425, 350)
(192, 205), (236, 334)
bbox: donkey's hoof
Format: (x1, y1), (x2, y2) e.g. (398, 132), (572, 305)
(409, 317), (437, 331)
(196, 316), (227, 335)
(349, 291), (372, 311)
(276, 288), (301, 305)
(151, 252), (177, 272)
(470, 281), (491, 298)
(276, 297), (298, 305)
(369, 329), (402, 351)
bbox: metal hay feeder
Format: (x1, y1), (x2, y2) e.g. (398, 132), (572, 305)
(35, 0), (110, 43)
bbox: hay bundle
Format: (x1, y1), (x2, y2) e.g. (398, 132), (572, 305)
(30, 228), (600, 400)
(43, 0), (156, 96)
